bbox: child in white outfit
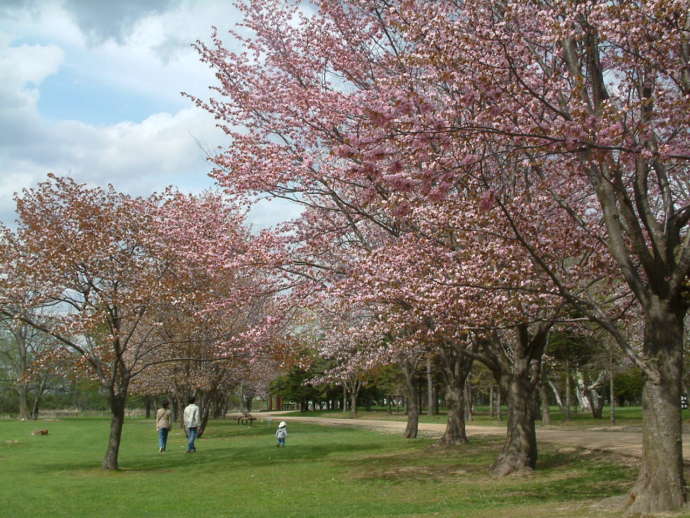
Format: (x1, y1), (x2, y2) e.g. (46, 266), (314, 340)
(275, 421), (287, 447)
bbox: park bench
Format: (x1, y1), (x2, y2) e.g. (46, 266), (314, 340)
(236, 413), (256, 425)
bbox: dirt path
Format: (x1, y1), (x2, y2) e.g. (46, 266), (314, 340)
(256, 412), (690, 459)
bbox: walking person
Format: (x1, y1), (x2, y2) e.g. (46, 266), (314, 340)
(184, 396), (200, 453)
(156, 400), (172, 454)
(275, 421), (287, 448)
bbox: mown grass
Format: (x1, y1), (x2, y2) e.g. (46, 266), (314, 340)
(0, 416), (654, 517)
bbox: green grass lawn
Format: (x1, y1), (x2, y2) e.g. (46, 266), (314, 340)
(0, 416), (648, 517)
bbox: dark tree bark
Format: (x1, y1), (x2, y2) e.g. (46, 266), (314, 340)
(29, 376), (47, 420)
(464, 381), (473, 422)
(30, 394), (40, 420)
(437, 344), (473, 446)
(401, 360), (419, 439)
(489, 384), (495, 417)
(478, 324), (550, 477)
(626, 302), (686, 514)
(350, 389), (358, 417)
(12, 326), (32, 420)
(198, 391), (213, 438)
(426, 357), (435, 416)
(103, 390), (127, 470)
(609, 348), (616, 425)
(433, 383), (440, 414)
(492, 373), (537, 476)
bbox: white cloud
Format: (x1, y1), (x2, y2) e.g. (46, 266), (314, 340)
(0, 41), (64, 113)
(0, 0), (302, 229)
(0, 43), (64, 85)
(82, 1), (244, 102)
(3, 0), (241, 105)
(0, 27), (224, 223)
(0, 107), (226, 222)
(1, 1), (85, 48)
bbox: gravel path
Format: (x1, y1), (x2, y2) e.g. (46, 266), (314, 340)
(256, 412), (690, 460)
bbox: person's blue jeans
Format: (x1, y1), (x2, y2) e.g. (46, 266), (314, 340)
(158, 428), (169, 451)
(186, 427), (198, 452)
(277, 437), (285, 447)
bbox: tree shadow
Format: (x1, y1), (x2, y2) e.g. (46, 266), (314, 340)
(36, 438), (383, 475)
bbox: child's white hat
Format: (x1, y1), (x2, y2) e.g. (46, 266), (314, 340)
(279, 421), (287, 428)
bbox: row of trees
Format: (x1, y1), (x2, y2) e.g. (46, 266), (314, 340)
(271, 351), (647, 419)
(0, 176), (283, 469)
(2, 0), (688, 514)
(185, 1), (690, 513)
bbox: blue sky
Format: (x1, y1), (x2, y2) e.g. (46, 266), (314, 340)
(0, 0), (301, 228)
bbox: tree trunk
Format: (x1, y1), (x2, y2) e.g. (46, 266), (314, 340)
(625, 305), (686, 514)
(575, 368), (608, 419)
(464, 381), (473, 421)
(171, 394), (179, 423)
(588, 390), (604, 419)
(496, 387), (502, 421)
(539, 379), (551, 425)
(199, 406), (210, 437)
(439, 376), (469, 446)
(490, 324), (548, 477)
(433, 384), (440, 414)
(609, 348), (616, 425)
(564, 359), (571, 421)
(29, 376), (47, 420)
(17, 383), (30, 420)
(491, 375), (537, 476)
(417, 380), (423, 414)
(173, 390), (186, 429)
(437, 346), (473, 445)
(489, 385), (495, 417)
(401, 361), (419, 439)
(547, 380), (564, 410)
(350, 388), (358, 418)
(102, 390), (127, 470)
(574, 370), (591, 412)
(426, 357), (434, 416)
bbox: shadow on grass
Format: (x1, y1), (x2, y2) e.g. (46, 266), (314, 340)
(201, 421), (366, 438)
(338, 437), (635, 507)
(36, 437), (384, 475)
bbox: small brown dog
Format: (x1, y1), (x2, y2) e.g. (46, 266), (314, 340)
(31, 429), (48, 436)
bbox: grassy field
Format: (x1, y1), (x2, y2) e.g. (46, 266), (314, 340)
(0, 416), (668, 517)
(0, 418), (635, 518)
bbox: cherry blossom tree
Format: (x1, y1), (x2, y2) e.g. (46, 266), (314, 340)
(187, 0), (609, 468)
(0, 176), (257, 470)
(340, 1), (690, 512)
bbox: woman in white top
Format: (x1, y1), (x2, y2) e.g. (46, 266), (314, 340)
(183, 397), (201, 453)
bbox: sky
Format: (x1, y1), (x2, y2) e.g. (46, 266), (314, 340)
(0, 0), (300, 228)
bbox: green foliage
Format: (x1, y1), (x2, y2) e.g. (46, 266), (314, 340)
(288, 406), (654, 427)
(548, 330), (602, 367)
(0, 417), (639, 517)
(270, 366), (324, 410)
(612, 369), (644, 406)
